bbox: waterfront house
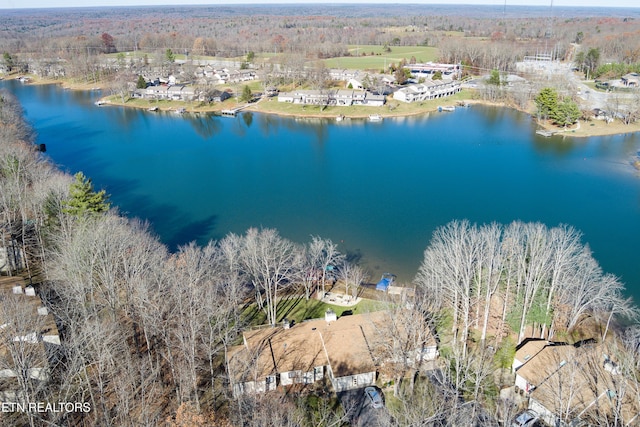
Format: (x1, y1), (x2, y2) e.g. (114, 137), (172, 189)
(277, 89), (385, 107)
(132, 84), (197, 102)
(512, 340), (640, 426)
(393, 79), (461, 103)
(362, 92), (386, 106)
(227, 310), (438, 397)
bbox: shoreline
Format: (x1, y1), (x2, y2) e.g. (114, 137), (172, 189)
(6, 74), (640, 138)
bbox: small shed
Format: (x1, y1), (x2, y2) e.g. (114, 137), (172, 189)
(376, 273), (395, 292)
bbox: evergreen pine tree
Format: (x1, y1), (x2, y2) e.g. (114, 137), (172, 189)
(62, 172), (110, 218)
(552, 98), (581, 127)
(534, 87), (559, 121)
(240, 85), (253, 102)
(136, 75), (147, 89)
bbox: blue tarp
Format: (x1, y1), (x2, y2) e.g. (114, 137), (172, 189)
(376, 278), (391, 291)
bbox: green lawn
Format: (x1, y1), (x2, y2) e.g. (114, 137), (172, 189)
(104, 46), (438, 72)
(322, 45), (439, 70)
(241, 295), (389, 326)
(251, 90), (473, 118)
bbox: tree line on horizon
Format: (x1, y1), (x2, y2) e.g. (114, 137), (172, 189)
(1, 5), (638, 82)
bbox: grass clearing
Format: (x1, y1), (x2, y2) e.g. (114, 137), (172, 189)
(322, 45), (439, 70)
(241, 295), (389, 326)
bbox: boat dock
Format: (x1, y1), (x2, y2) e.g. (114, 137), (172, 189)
(221, 103), (252, 117)
(536, 130), (554, 137)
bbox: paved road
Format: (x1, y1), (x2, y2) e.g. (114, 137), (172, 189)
(561, 62), (637, 112)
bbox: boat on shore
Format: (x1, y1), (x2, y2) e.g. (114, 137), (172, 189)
(174, 107), (186, 114)
(94, 100), (106, 106)
(147, 106), (158, 112)
(368, 114), (382, 122)
(438, 106), (455, 112)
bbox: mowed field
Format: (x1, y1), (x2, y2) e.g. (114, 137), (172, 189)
(322, 45), (439, 70)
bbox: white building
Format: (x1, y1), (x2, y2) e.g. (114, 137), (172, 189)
(393, 79), (461, 103)
(277, 89), (385, 107)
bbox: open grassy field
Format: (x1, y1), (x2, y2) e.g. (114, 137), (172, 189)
(322, 45), (439, 70)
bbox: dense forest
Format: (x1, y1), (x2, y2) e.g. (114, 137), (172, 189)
(1, 4), (640, 426)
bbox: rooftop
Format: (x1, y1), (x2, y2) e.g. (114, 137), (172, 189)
(229, 311), (394, 383)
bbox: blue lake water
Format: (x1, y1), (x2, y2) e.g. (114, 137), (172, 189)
(3, 80), (640, 301)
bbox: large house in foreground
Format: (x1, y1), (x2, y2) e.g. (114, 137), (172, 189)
(227, 311), (438, 397)
(512, 339), (640, 426)
(393, 79), (461, 103)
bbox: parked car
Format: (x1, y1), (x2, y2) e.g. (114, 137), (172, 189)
(364, 386), (384, 409)
(511, 410), (539, 427)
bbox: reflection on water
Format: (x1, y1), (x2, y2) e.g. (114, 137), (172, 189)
(185, 113), (222, 140)
(3, 79), (640, 302)
(241, 111), (253, 128)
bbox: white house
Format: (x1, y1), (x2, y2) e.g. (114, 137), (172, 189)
(277, 89), (385, 107)
(346, 78), (364, 90)
(393, 79), (461, 103)
(404, 62), (462, 79)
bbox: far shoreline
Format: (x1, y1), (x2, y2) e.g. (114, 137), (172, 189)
(5, 74), (640, 139)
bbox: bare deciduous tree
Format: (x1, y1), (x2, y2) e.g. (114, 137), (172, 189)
(239, 228), (301, 326)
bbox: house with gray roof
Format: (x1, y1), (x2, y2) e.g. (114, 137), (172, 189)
(277, 89), (385, 107)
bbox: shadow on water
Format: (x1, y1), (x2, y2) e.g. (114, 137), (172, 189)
(124, 195), (218, 250)
(345, 248), (363, 264)
(185, 113), (223, 140)
(101, 175), (219, 251)
(166, 214), (219, 250)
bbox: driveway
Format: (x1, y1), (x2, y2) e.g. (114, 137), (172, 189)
(338, 387), (391, 427)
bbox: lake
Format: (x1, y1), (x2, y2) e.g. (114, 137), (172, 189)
(3, 80), (640, 301)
